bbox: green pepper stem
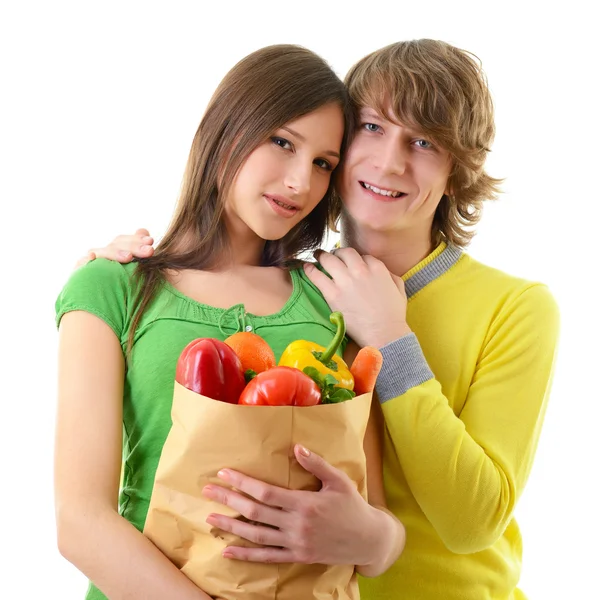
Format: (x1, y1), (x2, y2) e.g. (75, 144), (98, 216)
(320, 312), (346, 365)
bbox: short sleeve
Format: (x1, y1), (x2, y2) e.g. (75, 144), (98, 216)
(55, 259), (135, 343)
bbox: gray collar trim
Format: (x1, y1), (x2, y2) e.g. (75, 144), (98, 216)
(404, 244), (463, 299)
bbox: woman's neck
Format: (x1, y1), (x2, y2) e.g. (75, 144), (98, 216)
(220, 209), (267, 268)
(165, 227), (266, 271)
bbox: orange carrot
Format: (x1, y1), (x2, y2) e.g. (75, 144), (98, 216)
(350, 346), (383, 395)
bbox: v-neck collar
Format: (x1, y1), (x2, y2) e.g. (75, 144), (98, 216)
(402, 242), (463, 299)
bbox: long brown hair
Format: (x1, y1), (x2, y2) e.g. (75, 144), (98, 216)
(343, 39), (503, 247)
(127, 44), (354, 352)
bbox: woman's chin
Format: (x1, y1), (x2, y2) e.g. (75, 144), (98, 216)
(254, 224), (296, 242)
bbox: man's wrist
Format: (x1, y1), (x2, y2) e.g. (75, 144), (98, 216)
(356, 505), (404, 577)
(370, 324), (413, 349)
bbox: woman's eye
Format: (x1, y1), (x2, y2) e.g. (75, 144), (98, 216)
(271, 136), (292, 150)
(362, 123), (380, 133)
(314, 158), (333, 171)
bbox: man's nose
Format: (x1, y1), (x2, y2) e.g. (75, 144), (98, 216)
(373, 139), (407, 176)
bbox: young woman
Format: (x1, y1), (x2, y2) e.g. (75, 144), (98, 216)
(55, 44), (405, 600)
(89, 40), (560, 600)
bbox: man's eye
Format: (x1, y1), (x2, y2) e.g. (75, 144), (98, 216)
(414, 139), (433, 149)
(362, 123), (380, 133)
(271, 136), (292, 150)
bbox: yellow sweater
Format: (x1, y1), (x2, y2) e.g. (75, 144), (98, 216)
(358, 242), (560, 600)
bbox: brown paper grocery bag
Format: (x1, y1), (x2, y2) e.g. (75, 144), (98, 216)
(143, 381), (372, 600)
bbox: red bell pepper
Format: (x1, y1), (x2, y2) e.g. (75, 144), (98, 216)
(238, 366), (321, 406)
(175, 338), (246, 404)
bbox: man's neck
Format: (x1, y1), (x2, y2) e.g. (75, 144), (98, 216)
(339, 216), (435, 277)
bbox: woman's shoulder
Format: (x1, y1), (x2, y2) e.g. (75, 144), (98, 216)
(289, 262), (328, 301)
(56, 259), (138, 308)
(64, 257), (137, 286)
(55, 259), (139, 335)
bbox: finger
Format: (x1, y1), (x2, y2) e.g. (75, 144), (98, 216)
(389, 271), (406, 293)
(134, 230), (154, 247)
(362, 255), (405, 290)
(315, 249), (367, 283)
(222, 545), (296, 564)
(215, 469), (301, 511)
(313, 249), (346, 273)
(105, 231), (155, 260)
(91, 238), (154, 262)
(362, 254), (393, 277)
(390, 273), (405, 292)
(89, 246), (135, 263)
(202, 484), (288, 528)
(205, 513), (285, 547)
(302, 262), (338, 299)
(293, 445), (351, 491)
(74, 251), (96, 269)
(326, 247), (366, 270)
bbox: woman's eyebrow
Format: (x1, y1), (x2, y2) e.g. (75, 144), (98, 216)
(282, 125), (305, 141)
(281, 126), (340, 159)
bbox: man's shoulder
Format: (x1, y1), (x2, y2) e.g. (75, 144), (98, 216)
(456, 251), (558, 317)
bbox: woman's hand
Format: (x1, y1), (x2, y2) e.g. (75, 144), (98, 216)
(303, 247), (411, 348)
(75, 228), (155, 267)
(202, 444), (403, 575)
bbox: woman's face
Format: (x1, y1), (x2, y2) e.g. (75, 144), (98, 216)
(225, 102), (344, 242)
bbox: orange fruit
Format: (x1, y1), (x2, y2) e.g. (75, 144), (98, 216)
(224, 331), (276, 375)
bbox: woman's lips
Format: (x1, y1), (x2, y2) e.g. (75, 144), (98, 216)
(264, 194), (300, 218)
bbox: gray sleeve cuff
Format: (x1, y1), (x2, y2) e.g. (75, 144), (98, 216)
(375, 333), (434, 403)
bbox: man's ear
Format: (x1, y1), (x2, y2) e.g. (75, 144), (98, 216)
(444, 176), (454, 197)
(444, 157), (455, 197)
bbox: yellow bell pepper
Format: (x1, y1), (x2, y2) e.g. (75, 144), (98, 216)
(278, 312), (354, 390)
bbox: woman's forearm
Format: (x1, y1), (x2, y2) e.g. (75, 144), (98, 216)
(356, 505), (406, 578)
(57, 503), (212, 600)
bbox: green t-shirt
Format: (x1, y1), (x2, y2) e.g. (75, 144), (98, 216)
(55, 259), (343, 600)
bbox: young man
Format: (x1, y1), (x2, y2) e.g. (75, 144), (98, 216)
(78, 40), (559, 599)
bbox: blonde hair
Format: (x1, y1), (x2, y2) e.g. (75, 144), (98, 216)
(344, 39), (503, 247)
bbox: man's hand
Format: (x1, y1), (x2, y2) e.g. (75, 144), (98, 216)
(75, 228), (155, 268)
(303, 248), (411, 348)
(201, 444), (393, 570)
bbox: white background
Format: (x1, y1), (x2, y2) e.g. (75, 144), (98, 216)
(1, 1), (598, 598)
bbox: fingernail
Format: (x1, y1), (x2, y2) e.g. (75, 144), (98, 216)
(118, 250), (131, 259)
(140, 245), (152, 252)
(217, 469), (230, 480)
(203, 486), (215, 496)
(223, 550), (234, 558)
(297, 445), (310, 457)
(142, 236), (153, 243)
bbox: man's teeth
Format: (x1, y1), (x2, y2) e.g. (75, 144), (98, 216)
(362, 182), (402, 197)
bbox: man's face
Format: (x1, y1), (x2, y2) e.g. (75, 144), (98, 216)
(338, 106), (452, 239)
